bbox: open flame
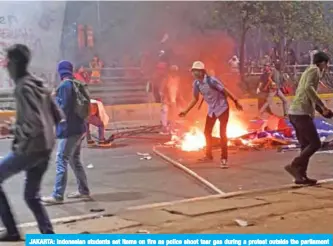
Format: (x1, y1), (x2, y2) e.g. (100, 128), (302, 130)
(180, 127), (206, 152)
(172, 113), (248, 152)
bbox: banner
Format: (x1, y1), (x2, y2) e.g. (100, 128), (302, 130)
(0, 1), (66, 89)
(26, 234), (332, 246)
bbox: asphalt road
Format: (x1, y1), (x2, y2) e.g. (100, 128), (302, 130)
(0, 137), (209, 226)
(156, 146), (333, 193)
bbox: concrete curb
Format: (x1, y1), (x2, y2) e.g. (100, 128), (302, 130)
(6, 180), (333, 231)
(153, 145), (225, 195)
(127, 171), (333, 211)
(0, 212), (108, 232)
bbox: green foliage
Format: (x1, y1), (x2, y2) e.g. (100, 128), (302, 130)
(261, 1), (331, 45)
(210, 1), (333, 46)
(211, 1), (266, 38)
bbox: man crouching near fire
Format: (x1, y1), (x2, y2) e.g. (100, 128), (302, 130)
(286, 51), (333, 185)
(179, 61), (243, 168)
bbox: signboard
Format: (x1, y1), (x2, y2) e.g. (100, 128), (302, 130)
(0, 2), (66, 89)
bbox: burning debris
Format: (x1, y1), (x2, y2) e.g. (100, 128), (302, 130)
(164, 114), (333, 153)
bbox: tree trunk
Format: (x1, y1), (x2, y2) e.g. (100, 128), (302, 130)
(239, 27), (248, 83)
(278, 39), (285, 71)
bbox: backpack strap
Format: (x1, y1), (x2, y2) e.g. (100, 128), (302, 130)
(206, 75), (220, 91)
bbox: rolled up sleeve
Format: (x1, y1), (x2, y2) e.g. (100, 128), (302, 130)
(192, 81), (200, 99)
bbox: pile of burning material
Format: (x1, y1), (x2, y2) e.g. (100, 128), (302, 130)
(164, 113), (292, 151)
(164, 114), (333, 153)
(277, 117), (333, 152)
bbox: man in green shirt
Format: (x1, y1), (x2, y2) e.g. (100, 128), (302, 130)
(286, 51), (332, 185)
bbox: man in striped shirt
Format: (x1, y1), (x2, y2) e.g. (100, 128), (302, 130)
(179, 61), (243, 168)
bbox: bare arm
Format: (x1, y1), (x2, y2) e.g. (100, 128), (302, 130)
(183, 82), (200, 114)
(183, 96), (199, 114)
(223, 86), (238, 103)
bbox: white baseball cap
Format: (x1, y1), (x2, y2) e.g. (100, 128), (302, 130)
(191, 61), (205, 70)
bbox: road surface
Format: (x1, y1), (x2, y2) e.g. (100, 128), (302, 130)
(0, 137), (209, 226)
(155, 146), (333, 192)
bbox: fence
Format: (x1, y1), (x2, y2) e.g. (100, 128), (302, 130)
(0, 64), (332, 110)
(0, 67), (148, 109)
(245, 64), (333, 77)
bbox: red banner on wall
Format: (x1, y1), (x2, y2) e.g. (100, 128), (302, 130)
(77, 24), (85, 49)
(86, 25), (94, 48)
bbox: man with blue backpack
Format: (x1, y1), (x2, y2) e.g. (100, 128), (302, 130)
(42, 60), (91, 204)
(179, 61), (243, 168)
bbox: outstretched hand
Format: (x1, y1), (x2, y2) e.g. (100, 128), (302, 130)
(179, 111), (187, 117)
(322, 107), (333, 119)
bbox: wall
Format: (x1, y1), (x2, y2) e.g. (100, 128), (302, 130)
(2, 94), (333, 127)
(0, 2), (66, 89)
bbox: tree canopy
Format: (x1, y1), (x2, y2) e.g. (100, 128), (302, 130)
(209, 1), (333, 71)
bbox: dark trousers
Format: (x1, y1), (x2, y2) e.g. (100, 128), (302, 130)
(0, 151), (54, 234)
(289, 115), (321, 175)
(204, 109), (229, 159)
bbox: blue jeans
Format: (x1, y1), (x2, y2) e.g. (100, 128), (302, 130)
(0, 151), (53, 234)
(86, 115), (105, 141)
(53, 134), (90, 199)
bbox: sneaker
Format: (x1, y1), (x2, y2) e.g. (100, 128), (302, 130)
(87, 140), (96, 147)
(41, 196), (63, 204)
(220, 159), (229, 169)
(108, 134), (115, 142)
(0, 232), (23, 242)
(295, 176), (317, 185)
(98, 139), (112, 147)
(67, 192), (91, 200)
(197, 155), (213, 162)
(284, 164), (303, 184)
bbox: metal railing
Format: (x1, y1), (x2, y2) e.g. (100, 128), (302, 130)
(0, 64), (332, 109)
(245, 64), (333, 77)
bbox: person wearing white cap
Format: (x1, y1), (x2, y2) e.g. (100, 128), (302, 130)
(179, 61), (243, 168)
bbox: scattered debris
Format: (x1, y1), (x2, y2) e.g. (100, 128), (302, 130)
(136, 229), (150, 234)
(163, 117), (333, 153)
(234, 219), (254, 227)
(137, 152), (150, 156)
(140, 156), (152, 160)
(90, 208), (105, 213)
(137, 152), (152, 160)
(87, 164), (94, 169)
